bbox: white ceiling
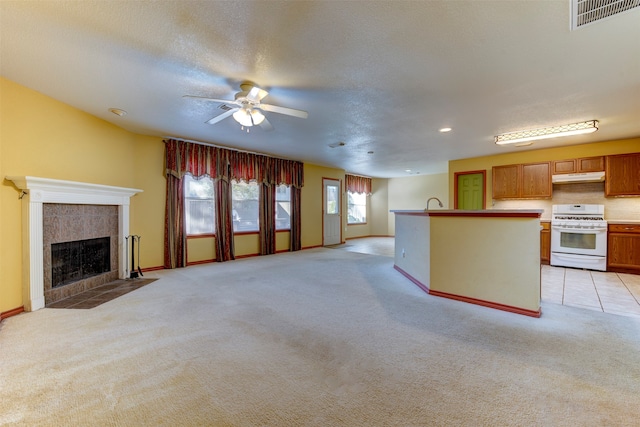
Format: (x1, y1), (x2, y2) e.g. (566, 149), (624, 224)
(1, 1), (639, 177)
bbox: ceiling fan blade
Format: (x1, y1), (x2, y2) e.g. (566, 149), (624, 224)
(183, 95), (241, 106)
(205, 108), (237, 125)
(246, 86), (269, 102)
(260, 103), (308, 119)
(259, 117), (274, 131)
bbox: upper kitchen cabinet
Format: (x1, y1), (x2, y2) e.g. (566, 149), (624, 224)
(605, 153), (640, 197)
(492, 162), (551, 200)
(492, 164), (519, 199)
(522, 162), (552, 198)
(552, 156), (604, 174)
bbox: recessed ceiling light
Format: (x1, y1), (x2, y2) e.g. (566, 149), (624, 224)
(109, 108), (127, 117)
(439, 127), (452, 133)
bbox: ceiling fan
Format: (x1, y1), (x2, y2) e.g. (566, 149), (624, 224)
(184, 82), (308, 131)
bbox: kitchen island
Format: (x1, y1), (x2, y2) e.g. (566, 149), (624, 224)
(391, 209), (543, 317)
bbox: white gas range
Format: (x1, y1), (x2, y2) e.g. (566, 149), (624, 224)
(550, 204), (607, 271)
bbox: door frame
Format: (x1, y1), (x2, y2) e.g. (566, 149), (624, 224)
(322, 177), (342, 246)
(454, 170), (487, 210)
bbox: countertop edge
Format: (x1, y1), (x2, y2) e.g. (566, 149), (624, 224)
(391, 209), (543, 218)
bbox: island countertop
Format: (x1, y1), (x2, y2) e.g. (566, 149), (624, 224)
(391, 209), (543, 218)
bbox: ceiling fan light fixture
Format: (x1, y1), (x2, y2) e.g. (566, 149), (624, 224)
(233, 109), (253, 127)
(250, 109), (265, 125)
(495, 120), (598, 145)
(233, 108), (265, 127)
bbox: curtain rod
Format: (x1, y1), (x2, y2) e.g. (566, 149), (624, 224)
(163, 136), (297, 161)
(345, 172), (373, 179)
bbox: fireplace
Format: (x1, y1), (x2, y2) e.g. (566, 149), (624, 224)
(52, 237), (111, 288)
(6, 176), (142, 311)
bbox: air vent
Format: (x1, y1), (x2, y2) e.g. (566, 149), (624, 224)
(218, 104), (234, 111)
(572, 0), (640, 29)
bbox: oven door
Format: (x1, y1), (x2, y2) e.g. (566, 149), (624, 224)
(551, 226), (607, 256)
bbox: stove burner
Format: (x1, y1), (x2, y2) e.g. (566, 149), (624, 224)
(553, 215), (605, 221)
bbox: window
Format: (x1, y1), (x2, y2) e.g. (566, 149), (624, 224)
(276, 185), (291, 230)
(184, 175), (215, 235)
(326, 184), (339, 214)
(348, 191), (367, 224)
(232, 180), (259, 232)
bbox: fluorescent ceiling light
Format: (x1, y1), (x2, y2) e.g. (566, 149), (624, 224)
(495, 120), (598, 145)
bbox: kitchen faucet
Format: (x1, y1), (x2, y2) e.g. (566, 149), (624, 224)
(427, 197), (444, 210)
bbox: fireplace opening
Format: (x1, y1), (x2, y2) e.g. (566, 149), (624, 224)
(51, 237), (111, 288)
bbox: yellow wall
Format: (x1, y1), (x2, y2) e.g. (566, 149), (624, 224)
(386, 173), (449, 235)
(300, 163), (345, 247)
(187, 237), (216, 263)
(131, 134), (166, 269)
(449, 138), (640, 203)
(370, 178), (389, 236)
(0, 77), (143, 312)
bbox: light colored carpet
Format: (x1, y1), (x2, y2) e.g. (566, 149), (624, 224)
(1, 248), (640, 426)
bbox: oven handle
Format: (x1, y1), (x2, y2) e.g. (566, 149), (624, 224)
(551, 225), (608, 232)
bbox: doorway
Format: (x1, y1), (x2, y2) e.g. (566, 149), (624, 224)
(323, 178), (341, 246)
(454, 171), (486, 210)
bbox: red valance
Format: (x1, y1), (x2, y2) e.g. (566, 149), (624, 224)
(346, 174), (372, 195)
(164, 139), (304, 188)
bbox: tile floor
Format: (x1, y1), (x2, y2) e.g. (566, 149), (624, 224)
(337, 237), (640, 319)
(541, 265), (640, 318)
(46, 278), (157, 309)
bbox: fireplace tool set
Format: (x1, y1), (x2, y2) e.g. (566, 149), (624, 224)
(125, 235), (143, 279)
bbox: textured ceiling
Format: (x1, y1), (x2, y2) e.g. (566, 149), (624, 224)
(1, 1), (639, 177)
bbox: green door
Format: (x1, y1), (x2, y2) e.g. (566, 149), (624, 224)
(457, 173), (484, 210)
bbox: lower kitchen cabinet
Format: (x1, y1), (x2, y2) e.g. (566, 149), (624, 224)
(540, 221), (550, 264)
(608, 224), (640, 274)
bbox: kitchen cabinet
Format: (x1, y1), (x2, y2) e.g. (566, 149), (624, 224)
(492, 162), (551, 200)
(540, 221), (550, 265)
(607, 224), (640, 274)
(552, 156), (604, 174)
(492, 164), (519, 199)
(605, 153), (640, 197)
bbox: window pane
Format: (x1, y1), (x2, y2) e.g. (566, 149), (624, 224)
(184, 175), (215, 235)
(276, 185), (291, 230)
(232, 181), (259, 232)
(348, 191), (367, 224)
(326, 185), (339, 214)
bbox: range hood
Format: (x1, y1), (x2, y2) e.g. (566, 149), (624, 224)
(552, 171), (605, 184)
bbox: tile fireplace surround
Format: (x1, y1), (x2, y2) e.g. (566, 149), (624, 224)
(7, 176), (142, 312)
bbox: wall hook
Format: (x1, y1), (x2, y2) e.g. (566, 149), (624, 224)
(19, 190), (28, 200)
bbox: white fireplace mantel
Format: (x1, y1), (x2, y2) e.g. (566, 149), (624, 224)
(6, 176), (143, 311)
